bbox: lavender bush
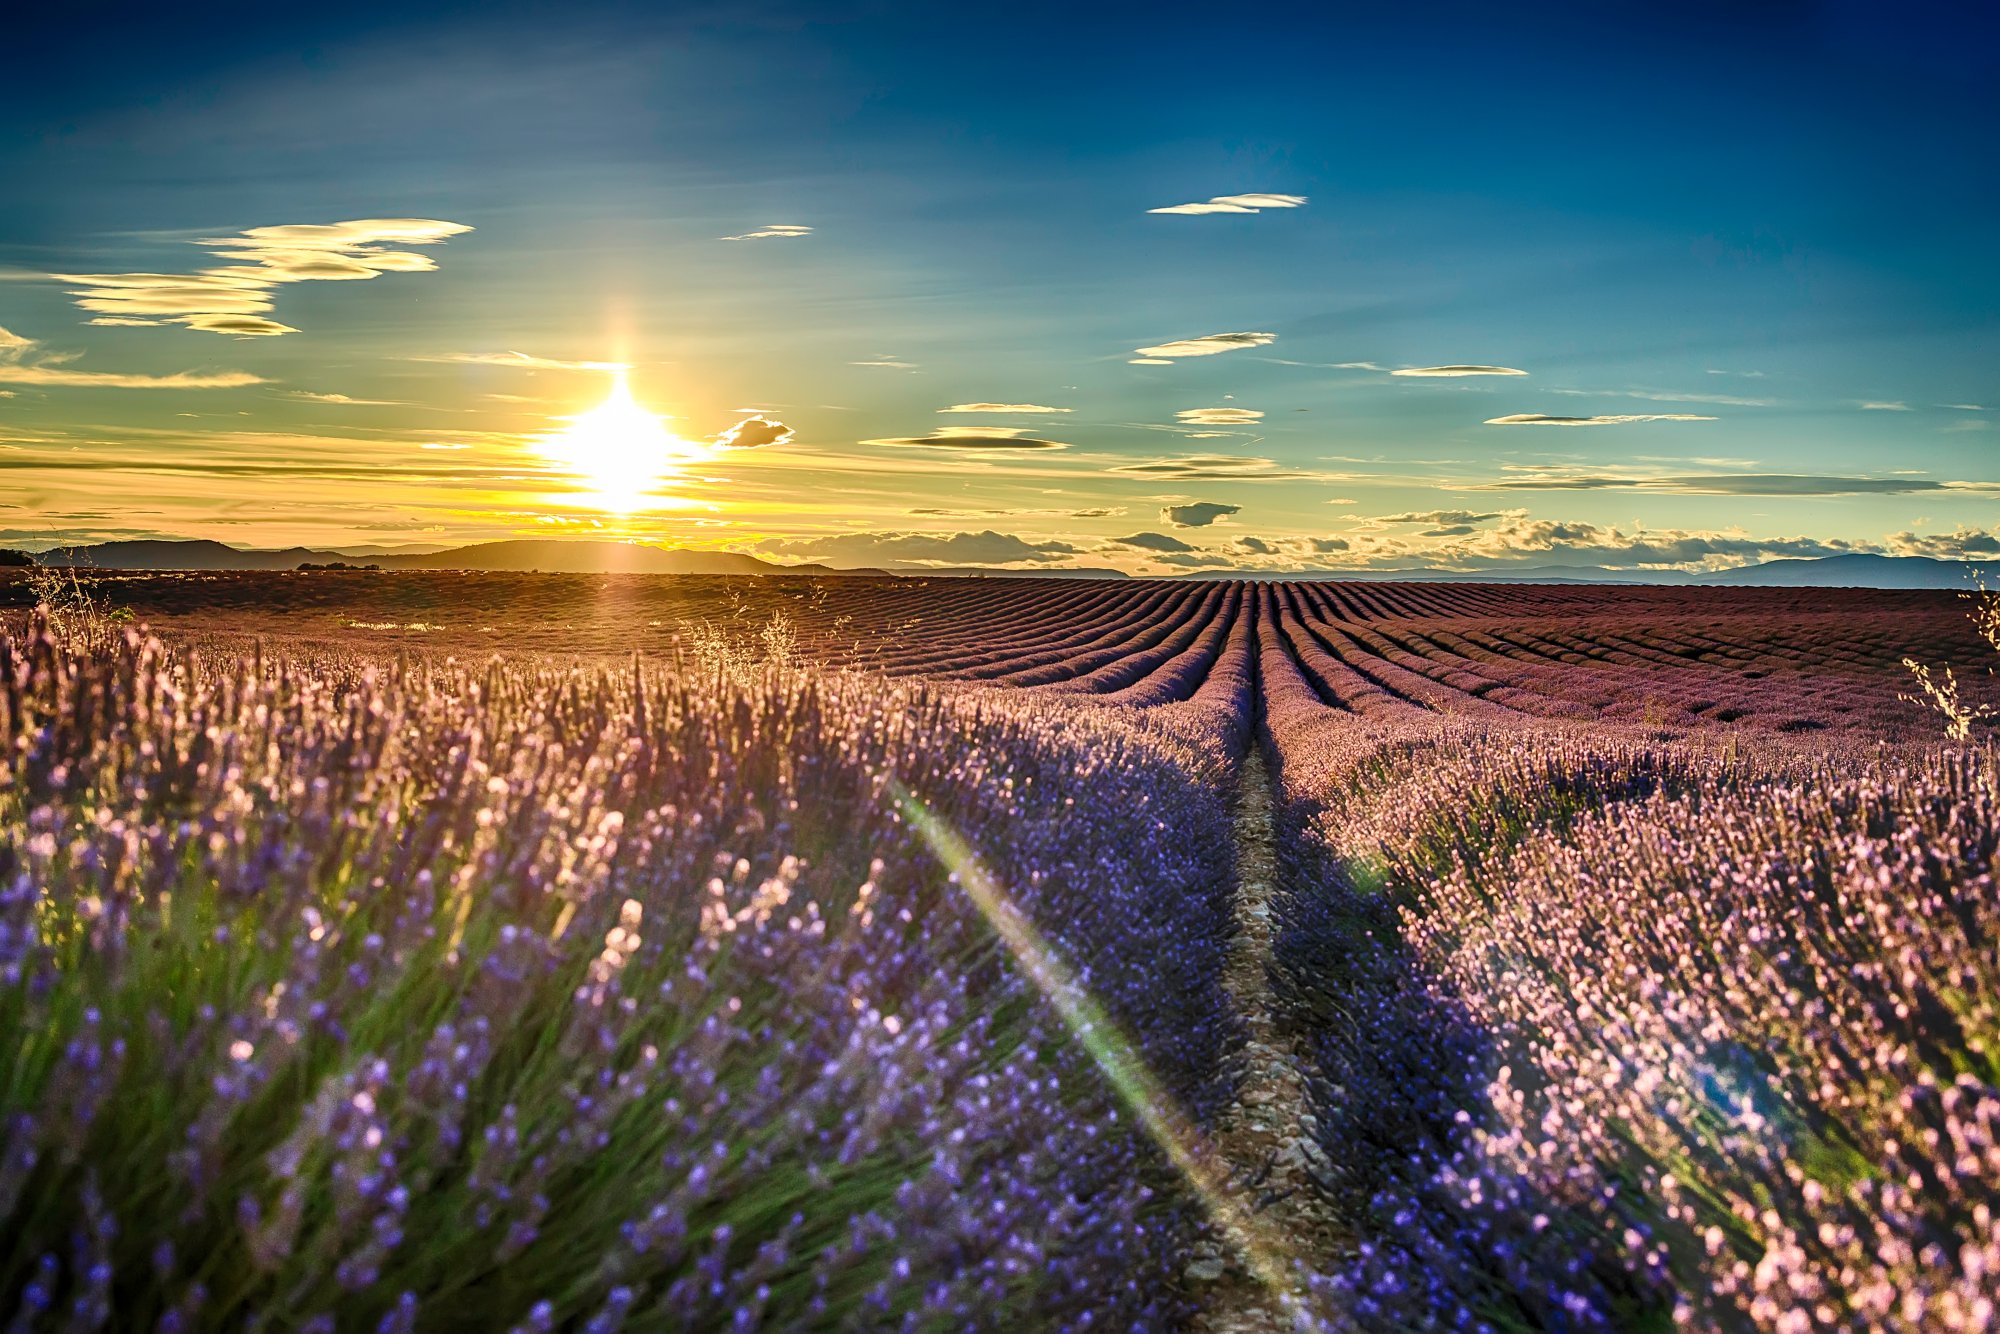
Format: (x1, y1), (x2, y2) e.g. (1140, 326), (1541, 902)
(1265, 701), (2000, 1327)
(0, 616), (1241, 1329)
(6, 569), (1999, 1331)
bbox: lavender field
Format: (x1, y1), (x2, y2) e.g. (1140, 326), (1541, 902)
(3, 572), (1998, 1331)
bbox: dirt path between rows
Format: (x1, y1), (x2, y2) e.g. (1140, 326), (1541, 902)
(1187, 746), (1346, 1333)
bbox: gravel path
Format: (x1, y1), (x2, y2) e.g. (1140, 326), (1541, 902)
(1187, 746), (1346, 1333)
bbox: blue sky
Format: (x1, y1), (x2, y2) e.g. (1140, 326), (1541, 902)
(2, 0), (1996, 572)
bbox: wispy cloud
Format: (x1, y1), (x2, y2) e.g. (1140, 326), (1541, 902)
(1110, 453), (1344, 483)
(910, 506), (1122, 519)
(852, 356), (916, 369)
(417, 351), (627, 372)
(1476, 467), (1998, 496)
(1943, 403), (1988, 411)
(1175, 407), (1263, 426)
(1133, 331), (1276, 360)
(1391, 365), (1527, 378)
(867, 426), (1068, 450)
(1148, 192), (1307, 216)
(939, 402), (1071, 414)
(0, 324), (263, 389)
(1371, 509), (1505, 526)
(1550, 388), (1774, 406)
(714, 416), (793, 449)
(285, 391), (403, 405)
(51, 218), (471, 336)
(719, 224), (812, 241)
(1484, 413), (1716, 426)
(1162, 501), (1240, 528)
(1111, 531), (1198, 552)
(1860, 400), (1912, 411)
(757, 529), (1077, 567)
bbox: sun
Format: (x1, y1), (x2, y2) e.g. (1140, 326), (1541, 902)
(539, 373), (702, 512)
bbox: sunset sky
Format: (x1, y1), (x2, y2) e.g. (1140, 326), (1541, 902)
(3, 0), (1996, 574)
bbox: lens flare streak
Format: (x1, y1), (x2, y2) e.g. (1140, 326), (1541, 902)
(891, 779), (1330, 1332)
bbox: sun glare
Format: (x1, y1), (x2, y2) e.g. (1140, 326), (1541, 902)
(539, 373), (701, 511)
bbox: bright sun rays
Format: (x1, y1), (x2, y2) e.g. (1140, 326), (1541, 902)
(538, 372), (705, 512)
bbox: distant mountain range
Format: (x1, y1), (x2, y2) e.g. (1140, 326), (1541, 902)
(1701, 553), (1985, 589)
(1187, 554), (1988, 589)
(16, 539), (1987, 588)
(30, 539), (836, 576)
(25, 538), (1144, 578)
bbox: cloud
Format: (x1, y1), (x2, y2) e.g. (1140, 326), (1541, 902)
(720, 224), (811, 241)
(867, 426), (1068, 450)
(1477, 469), (1995, 496)
(1111, 531), (1197, 553)
(1886, 527), (2000, 560)
(938, 403), (1071, 414)
(1134, 331), (1276, 360)
(52, 218), (470, 336)
(1432, 519), (1865, 570)
(418, 351), (627, 372)
(910, 506), (1122, 518)
(757, 529), (1077, 568)
(1372, 509), (1505, 526)
(1175, 407), (1264, 425)
(852, 357), (916, 369)
(714, 416), (793, 449)
(1128, 358), (1174, 366)
(1550, 387), (1774, 407)
(1110, 454), (1346, 483)
(1228, 535), (1353, 560)
(1162, 501), (1241, 528)
(1148, 551), (1236, 568)
(0, 324), (263, 389)
(1484, 413), (1716, 426)
(1860, 401), (1912, 411)
(1944, 403), (1988, 411)
(1391, 365), (1528, 378)
(285, 391), (402, 405)
(1304, 518), (1871, 573)
(1148, 192), (1308, 216)
(180, 314), (300, 336)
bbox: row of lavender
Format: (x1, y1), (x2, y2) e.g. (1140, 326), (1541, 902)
(0, 616), (1252, 1330)
(25, 573), (1993, 737)
(1251, 583), (2000, 1329)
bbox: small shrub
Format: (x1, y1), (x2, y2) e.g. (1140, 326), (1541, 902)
(1901, 575), (2000, 741)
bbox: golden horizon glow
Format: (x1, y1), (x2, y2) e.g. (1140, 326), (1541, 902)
(537, 372), (705, 513)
